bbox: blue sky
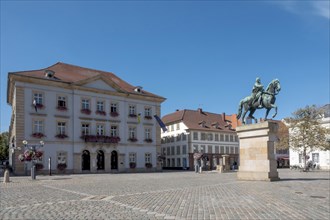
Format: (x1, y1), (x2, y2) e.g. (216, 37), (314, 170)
(1, 1), (329, 132)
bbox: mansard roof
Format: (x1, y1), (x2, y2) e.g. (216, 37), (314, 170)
(162, 109), (240, 132)
(8, 62), (165, 102)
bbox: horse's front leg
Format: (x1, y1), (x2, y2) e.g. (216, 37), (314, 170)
(242, 109), (248, 124)
(264, 108), (271, 121)
(271, 104), (277, 118)
(248, 109), (257, 123)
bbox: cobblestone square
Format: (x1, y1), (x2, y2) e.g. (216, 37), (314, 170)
(1, 169), (329, 219)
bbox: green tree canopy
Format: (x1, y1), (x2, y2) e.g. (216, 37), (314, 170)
(285, 105), (329, 167)
(0, 132), (9, 161)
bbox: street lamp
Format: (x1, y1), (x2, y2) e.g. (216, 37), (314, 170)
(20, 140), (44, 180)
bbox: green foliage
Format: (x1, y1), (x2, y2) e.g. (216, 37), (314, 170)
(0, 132), (9, 161)
(286, 105), (329, 155)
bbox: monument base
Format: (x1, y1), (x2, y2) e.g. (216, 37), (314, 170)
(236, 121), (280, 182)
(237, 171), (280, 182)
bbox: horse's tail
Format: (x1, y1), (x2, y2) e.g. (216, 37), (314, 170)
(237, 100), (243, 120)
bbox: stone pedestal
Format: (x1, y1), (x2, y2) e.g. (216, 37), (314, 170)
(236, 121), (280, 181)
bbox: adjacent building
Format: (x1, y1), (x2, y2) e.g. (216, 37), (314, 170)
(160, 109), (241, 170)
(7, 62), (166, 175)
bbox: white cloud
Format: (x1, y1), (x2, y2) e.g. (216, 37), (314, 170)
(270, 0), (330, 19)
(311, 1), (330, 19)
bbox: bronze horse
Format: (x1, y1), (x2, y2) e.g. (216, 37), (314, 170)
(237, 79), (281, 124)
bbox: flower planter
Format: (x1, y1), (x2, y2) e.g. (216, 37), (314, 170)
(145, 163), (152, 169)
(57, 106), (67, 111)
(128, 138), (138, 142)
(96, 110), (106, 116)
(32, 133), (45, 138)
(110, 112), (119, 117)
(57, 163), (67, 171)
(81, 109), (91, 115)
(55, 134), (68, 139)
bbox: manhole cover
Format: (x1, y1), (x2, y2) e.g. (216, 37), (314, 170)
(310, 196), (326, 199)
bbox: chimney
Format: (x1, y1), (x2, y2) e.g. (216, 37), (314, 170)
(222, 112), (226, 121)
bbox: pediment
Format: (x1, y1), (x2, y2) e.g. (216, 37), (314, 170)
(83, 79), (117, 92)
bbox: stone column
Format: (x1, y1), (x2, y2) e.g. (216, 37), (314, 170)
(236, 121), (279, 181)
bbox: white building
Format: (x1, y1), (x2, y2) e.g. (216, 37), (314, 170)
(7, 62), (165, 175)
(161, 109), (240, 170)
(289, 104), (330, 170)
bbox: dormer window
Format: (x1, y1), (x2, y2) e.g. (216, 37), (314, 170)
(199, 121), (206, 128)
(212, 122), (220, 129)
(45, 70), (55, 78)
(134, 86), (143, 93)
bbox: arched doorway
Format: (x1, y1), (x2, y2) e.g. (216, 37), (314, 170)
(111, 151), (118, 170)
(97, 150), (105, 170)
(82, 150), (90, 170)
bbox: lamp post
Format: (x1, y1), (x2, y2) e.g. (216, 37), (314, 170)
(22, 140), (44, 180)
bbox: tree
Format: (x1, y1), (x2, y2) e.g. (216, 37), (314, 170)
(286, 105), (329, 170)
(0, 132), (9, 161)
(275, 121), (290, 150)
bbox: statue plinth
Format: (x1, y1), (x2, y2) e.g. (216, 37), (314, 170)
(236, 121), (280, 181)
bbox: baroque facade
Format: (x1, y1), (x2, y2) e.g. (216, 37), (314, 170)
(7, 62), (165, 175)
(160, 109), (241, 170)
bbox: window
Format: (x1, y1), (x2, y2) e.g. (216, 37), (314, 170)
(34, 93), (43, 105)
(182, 133), (187, 141)
(193, 132), (198, 140)
(57, 96), (66, 109)
(201, 133), (206, 141)
(81, 99), (90, 110)
(215, 145), (220, 154)
(129, 127), (136, 139)
(172, 158), (175, 167)
(110, 103), (118, 115)
(144, 107), (152, 118)
(57, 122), (66, 135)
(129, 105), (136, 116)
(220, 134), (224, 141)
(226, 146), (230, 154)
(57, 151), (67, 165)
(176, 146), (181, 155)
(312, 153), (319, 163)
(230, 135), (234, 142)
(145, 153), (151, 163)
(176, 123), (180, 130)
(171, 146), (175, 155)
(96, 101), (104, 112)
(225, 135), (229, 142)
(208, 145), (212, 153)
(235, 136), (238, 142)
(234, 147), (239, 154)
(220, 146), (224, 153)
(182, 145), (187, 154)
(110, 125), (118, 137)
(96, 124), (104, 136)
(183, 158), (187, 168)
(193, 145), (198, 152)
(177, 158), (181, 167)
(81, 123), (90, 136)
(171, 125), (174, 131)
(230, 146), (234, 154)
(33, 120), (44, 133)
(207, 133), (213, 141)
(215, 134), (219, 141)
(129, 152), (136, 163)
(145, 128), (151, 140)
(200, 145), (205, 153)
(167, 147), (170, 156)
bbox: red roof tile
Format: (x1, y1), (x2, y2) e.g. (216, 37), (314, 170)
(162, 109), (237, 132)
(10, 62), (165, 100)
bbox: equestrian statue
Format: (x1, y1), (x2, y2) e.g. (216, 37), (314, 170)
(237, 77), (281, 124)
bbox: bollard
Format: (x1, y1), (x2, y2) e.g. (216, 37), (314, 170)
(3, 169), (10, 183)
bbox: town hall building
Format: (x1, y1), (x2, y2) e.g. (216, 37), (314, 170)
(7, 62), (165, 175)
